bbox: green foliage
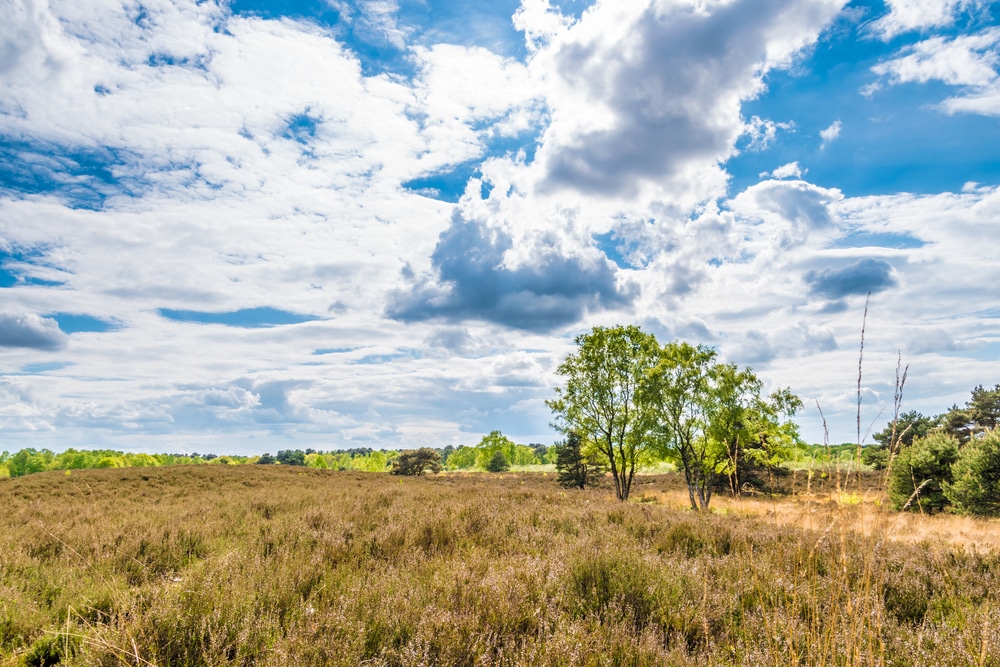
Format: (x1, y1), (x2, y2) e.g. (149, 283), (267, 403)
(276, 450), (306, 466)
(555, 432), (589, 489)
(23, 632), (79, 667)
(484, 450), (510, 473)
(873, 410), (935, 450)
(472, 430), (538, 469)
(643, 341), (801, 510)
(643, 341), (722, 510)
(549, 325), (800, 506)
(444, 445), (478, 470)
(888, 433), (960, 512)
(944, 430), (1000, 516)
(7, 448), (54, 477)
(351, 450), (393, 472)
(391, 448), (443, 476)
(548, 325), (660, 501)
(939, 384), (1000, 444)
(257, 453), (277, 465)
(861, 446), (891, 470)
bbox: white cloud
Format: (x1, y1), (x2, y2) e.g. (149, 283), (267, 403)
(820, 120), (841, 148)
(872, 28), (1000, 116)
(766, 161), (805, 179)
(869, 0), (973, 40)
(743, 115), (795, 151)
(528, 0), (846, 208)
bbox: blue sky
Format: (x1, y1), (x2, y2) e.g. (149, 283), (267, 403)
(1, 0), (999, 453)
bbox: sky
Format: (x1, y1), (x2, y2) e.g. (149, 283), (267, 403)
(1, 0), (999, 454)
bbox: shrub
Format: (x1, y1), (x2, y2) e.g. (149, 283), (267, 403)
(944, 430), (1000, 516)
(888, 432), (959, 512)
(390, 448), (443, 476)
(485, 450), (510, 473)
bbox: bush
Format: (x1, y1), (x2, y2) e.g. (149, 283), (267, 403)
(485, 450), (510, 473)
(888, 432), (959, 513)
(391, 448), (443, 476)
(944, 430), (1000, 516)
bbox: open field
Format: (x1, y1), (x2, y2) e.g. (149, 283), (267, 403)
(2, 466), (999, 666)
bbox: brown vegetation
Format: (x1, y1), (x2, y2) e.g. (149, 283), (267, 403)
(2, 465), (999, 666)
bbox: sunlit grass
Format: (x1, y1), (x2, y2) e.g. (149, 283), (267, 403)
(2, 465), (998, 666)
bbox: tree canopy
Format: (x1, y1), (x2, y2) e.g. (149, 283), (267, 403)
(547, 325), (659, 501)
(549, 325), (801, 507)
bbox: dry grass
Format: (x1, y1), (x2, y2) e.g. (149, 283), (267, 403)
(638, 487), (1000, 554)
(2, 466), (999, 666)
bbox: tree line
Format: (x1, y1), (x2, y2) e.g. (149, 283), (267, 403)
(0, 433), (557, 479)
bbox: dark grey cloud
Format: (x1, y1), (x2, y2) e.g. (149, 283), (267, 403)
(543, 0), (836, 195)
(387, 212), (636, 330)
(805, 258), (897, 299)
(0, 312), (68, 350)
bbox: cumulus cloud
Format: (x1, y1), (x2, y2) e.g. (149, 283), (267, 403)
(804, 258), (898, 299)
(534, 0), (844, 202)
(766, 161), (805, 179)
(387, 211), (636, 330)
(0, 312), (68, 350)
(728, 179), (842, 250)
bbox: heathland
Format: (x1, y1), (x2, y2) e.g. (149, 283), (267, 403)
(2, 464), (999, 666)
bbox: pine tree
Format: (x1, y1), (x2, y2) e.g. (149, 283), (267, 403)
(485, 450), (510, 473)
(556, 432), (588, 489)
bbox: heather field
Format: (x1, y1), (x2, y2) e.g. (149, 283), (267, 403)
(2, 465), (999, 666)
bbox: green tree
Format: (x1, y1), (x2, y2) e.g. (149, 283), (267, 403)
(445, 445), (478, 470)
(865, 410), (935, 470)
(944, 430), (1000, 516)
(276, 450), (306, 466)
(473, 430), (538, 468)
(642, 343), (799, 510)
(7, 448), (54, 477)
(873, 410), (935, 450)
(391, 448), (443, 476)
(642, 342), (721, 510)
(485, 450), (510, 473)
(969, 384), (1000, 431)
(547, 325), (659, 501)
(888, 433), (959, 513)
(555, 432), (589, 489)
(939, 384), (1000, 444)
(705, 365), (802, 496)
